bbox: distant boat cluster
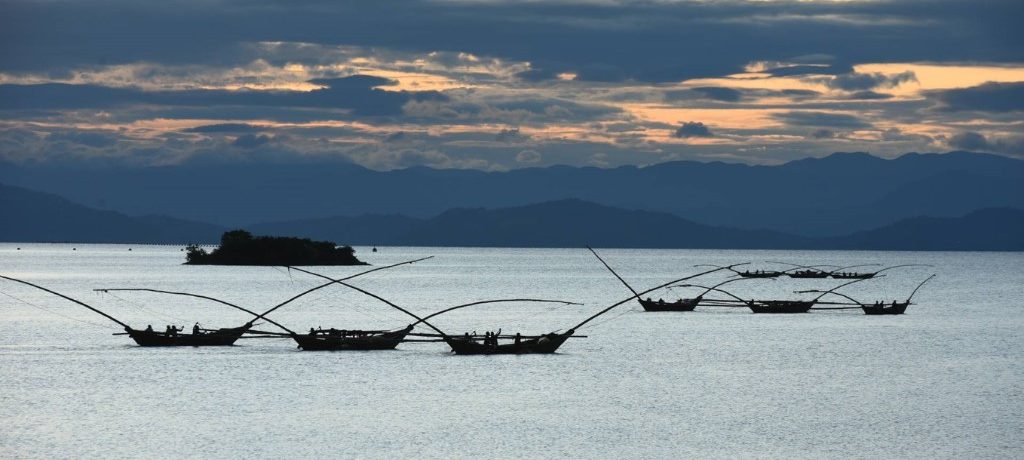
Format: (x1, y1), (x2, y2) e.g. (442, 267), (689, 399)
(0, 249), (934, 355)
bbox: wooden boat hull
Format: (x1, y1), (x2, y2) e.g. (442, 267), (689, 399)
(748, 301), (813, 314)
(639, 298), (699, 312)
(127, 325), (250, 347)
(444, 332), (573, 355)
(861, 303), (909, 315)
(293, 326), (412, 351)
(739, 272), (781, 278)
(831, 273), (874, 279)
(788, 273), (829, 279)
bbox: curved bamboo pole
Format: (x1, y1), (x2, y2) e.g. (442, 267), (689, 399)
(95, 288), (296, 335)
(766, 262), (837, 274)
(808, 277), (877, 303)
(282, 265), (449, 336)
(569, 265), (729, 332)
(587, 246), (640, 297)
(906, 275), (936, 303)
(254, 256), (432, 321)
(413, 298), (582, 326)
(668, 277), (756, 298)
(674, 283), (750, 304)
(873, 264), (932, 275)
(828, 263), (881, 275)
(1, 275), (130, 329)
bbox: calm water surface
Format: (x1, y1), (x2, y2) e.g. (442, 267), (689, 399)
(1, 245), (1022, 458)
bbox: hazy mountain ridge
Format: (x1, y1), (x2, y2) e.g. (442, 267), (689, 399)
(0, 183), (226, 243)
(3, 183), (1022, 250)
(2, 151), (1022, 236)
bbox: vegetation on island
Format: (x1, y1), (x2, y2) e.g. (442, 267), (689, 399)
(185, 230), (366, 265)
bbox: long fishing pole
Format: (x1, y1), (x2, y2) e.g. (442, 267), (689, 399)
(283, 265), (449, 336)
(0, 275), (131, 329)
(569, 265), (731, 331)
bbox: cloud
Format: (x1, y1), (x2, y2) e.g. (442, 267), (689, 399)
(46, 130), (119, 148)
(933, 82), (1024, 112)
(0, 76), (447, 117)
(516, 149), (541, 164)
(824, 71), (917, 91)
(496, 128), (522, 142)
(847, 91), (893, 100)
(674, 122), (713, 138)
(809, 129), (835, 139)
(232, 134), (274, 149)
(4, 0), (1022, 84)
(948, 131), (1024, 156)
(772, 111), (871, 128)
(183, 123), (260, 133)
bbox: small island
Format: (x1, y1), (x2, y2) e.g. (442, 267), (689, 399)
(185, 230), (367, 266)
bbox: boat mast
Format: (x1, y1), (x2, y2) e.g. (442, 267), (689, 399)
(1, 274), (131, 329)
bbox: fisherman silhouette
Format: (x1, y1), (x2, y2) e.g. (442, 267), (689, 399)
(193, 323), (200, 335)
(145, 325), (153, 332)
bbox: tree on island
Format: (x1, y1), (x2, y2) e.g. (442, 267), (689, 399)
(185, 230), (366, 265)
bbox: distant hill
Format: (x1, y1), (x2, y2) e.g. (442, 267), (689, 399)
(2, 151), (1022, 236)
(825, 208), (1024, 251)
(4, 182), (1022, 250)
(0, 183), (224, 243)
(249, 199), (1024, 251)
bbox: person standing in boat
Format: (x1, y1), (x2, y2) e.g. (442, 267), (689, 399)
(192, 322), (201, 335)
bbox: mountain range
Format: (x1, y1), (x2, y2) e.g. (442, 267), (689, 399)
(3, 182), (1022, 250)
(2, 151), (1022, 237)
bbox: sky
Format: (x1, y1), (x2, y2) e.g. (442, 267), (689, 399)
(1, 0), (1022, 170)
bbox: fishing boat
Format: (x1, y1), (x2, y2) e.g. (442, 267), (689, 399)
(680, 277), (876, 314)
(283, 265), (584, 353)
(587, 248), (746, 312)
(94, 257), (433, 349)
(300, 252), (731, 355)
(442, 331), (573, 355)
(771, 262), (834, 279)
(0, 274), (252, 346)
(126, 325), (251, 346)
(291, 326), (415, 350)
(785, 269), (831, 279)
(801, 275), (935, 315)
(747, 300), (814, 313)
(829, 264), (927, 279)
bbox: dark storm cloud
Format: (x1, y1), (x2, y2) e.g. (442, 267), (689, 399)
(2, 0), (1022, 82)
(674, 122), (713, 138)
(772, 111), (871, 129)
(932, 81), (1024, 112)
(0, 76), (446, 116)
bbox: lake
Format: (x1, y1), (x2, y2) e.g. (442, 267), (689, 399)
(1, 244), (1022, 458)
